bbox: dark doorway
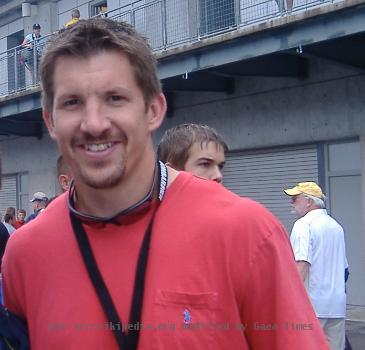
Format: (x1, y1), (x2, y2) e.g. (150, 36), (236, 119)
(7, 30), (25, 91)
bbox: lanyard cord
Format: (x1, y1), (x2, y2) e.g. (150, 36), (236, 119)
(69, 162), (167, 350)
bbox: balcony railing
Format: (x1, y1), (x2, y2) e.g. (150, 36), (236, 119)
(0, 0), (337, 99)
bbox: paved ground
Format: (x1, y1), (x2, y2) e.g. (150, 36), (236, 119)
(345, 305), (365, 350)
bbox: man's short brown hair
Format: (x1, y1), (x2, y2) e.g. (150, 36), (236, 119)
(41, 17), (161, 113)
(157, 123), (228, 170)
(6, 207), (16, 217)
(4, 213), (14, 223)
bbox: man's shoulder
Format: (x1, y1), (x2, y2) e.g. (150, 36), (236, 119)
(65, 18), (79, 28)
(304, 209), (339, 226)
(171, 171), (259, 209)
(167, 172), (283, 232)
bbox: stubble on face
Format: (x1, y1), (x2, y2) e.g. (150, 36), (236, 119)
(69, 131), (128, 189)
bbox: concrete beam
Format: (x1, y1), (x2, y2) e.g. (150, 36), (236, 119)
(163, 71), (235, 93)
(210, 54), (308, 79)
(0, 91), (41, 118)
(0, 118), (42, 137)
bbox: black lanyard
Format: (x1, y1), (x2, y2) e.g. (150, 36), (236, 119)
(69, 161), (167, 350)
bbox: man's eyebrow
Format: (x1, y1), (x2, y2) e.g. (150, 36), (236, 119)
(197, 157), (215, 161)
(55, 92), (79, 100)
(104, 86), (131, 94)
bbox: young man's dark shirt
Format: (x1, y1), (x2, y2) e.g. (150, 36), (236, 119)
(0, 223), (10, 273)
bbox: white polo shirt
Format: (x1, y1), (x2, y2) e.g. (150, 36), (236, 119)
(290, 209), (348, 318)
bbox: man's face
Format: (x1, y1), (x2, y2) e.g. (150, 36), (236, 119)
(290, 194), (311, 218)
(32, 201), (41, 211)
(44, 51), (165, 190)
(184, 141), (225, 183)
(17, 212), (25, 222)
(34, 28), (41, 37)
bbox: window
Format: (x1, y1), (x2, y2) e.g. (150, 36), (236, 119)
(90, 0), (108, 17)
(199, 0), (235, 36)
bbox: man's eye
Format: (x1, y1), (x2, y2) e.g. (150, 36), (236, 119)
(198, 162), (210, 168)
(64, 99), (79, 106)
(109, 95), (123, 102)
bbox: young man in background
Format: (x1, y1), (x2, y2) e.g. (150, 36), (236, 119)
(157, 123), (227, 183)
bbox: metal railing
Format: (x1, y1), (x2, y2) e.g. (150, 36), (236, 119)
(0, 0), (337, 98)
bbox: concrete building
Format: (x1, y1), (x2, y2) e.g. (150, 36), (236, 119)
(0, 0), (364, 311)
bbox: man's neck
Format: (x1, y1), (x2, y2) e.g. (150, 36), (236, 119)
(73, 155), (158, 218)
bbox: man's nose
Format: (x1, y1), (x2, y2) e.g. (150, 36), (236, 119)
(80, 101), (111, 137)
(211, 166), (223, 183)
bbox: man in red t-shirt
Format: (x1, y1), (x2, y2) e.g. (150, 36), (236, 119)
(2, 18), (329, 350)
(13, 209), (26, 229)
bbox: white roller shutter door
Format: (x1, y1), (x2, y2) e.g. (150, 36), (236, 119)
(0, 175), (17, 220)
(223, 145), (318, 232)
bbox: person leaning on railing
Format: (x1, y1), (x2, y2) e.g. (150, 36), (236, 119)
(21, 23), (42, 84)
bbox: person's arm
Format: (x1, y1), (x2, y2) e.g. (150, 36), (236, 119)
(296, 260), (310, 281)
(22, 35), (31, 49)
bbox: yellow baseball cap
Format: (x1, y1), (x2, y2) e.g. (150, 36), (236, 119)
(284, 182), (324, 199)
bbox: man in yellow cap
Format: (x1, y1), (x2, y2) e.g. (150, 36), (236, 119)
(284, 181), (348, 350)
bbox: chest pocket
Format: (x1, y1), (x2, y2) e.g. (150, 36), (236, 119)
(151, 290), (218, 350)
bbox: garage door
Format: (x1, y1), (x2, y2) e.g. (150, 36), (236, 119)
(0, 175), (17, 220)
(223, 145), (319, 232)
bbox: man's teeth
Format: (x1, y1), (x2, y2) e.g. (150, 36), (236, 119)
(85, 143), (112, 152)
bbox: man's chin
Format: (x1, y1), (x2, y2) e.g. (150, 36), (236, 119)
(290, 209), (298, 216)
(80, 169), (125, 190)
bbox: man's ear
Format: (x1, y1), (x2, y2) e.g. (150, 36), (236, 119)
(147, 93), (167, 132)
(43, 110), (57, 140)
(59, 174), (70, 192)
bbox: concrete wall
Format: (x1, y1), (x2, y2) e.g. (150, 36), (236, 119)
(155, 57), (365, 150)
(0, 133), (60, 213)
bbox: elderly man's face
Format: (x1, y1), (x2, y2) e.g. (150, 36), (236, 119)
(290, 194), (311, 217)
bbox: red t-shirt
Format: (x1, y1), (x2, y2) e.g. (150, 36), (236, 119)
(2, 172), (329, 349)
(13, 220), (24, 229)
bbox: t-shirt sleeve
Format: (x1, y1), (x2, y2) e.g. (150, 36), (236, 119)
(237, 210), (329, 349)
(290, 220), (312, 264)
